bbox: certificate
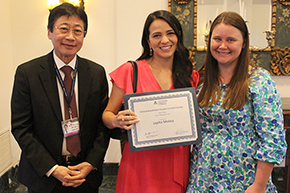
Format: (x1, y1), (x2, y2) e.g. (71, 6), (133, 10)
(124, 87), (201, 152)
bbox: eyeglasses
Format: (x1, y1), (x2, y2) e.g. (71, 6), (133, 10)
(54, 25), (86, 36)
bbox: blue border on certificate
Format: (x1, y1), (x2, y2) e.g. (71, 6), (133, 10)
(124, 87), (202, 152)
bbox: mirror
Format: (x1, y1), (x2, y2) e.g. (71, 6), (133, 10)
(197, 0), (273, 50)
(169, 0), (277, 51)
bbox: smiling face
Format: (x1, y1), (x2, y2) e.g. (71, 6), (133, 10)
(210, 23), (244, 69)
(48, 15), (85, 64)
(147, 19), (178, 61)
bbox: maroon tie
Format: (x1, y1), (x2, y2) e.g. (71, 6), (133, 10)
(61, 66), (81, 156)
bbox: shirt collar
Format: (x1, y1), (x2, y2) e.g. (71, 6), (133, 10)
(53, 50), (77, 70)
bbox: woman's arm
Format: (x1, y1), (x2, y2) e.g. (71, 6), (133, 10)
(245, 160), (274, 193)
(102, 82), (139, 130)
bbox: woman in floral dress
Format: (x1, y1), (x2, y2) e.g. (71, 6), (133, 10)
(186, 12), (287, 193)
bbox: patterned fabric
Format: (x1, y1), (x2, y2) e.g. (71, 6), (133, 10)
(187, 67), (287, 193)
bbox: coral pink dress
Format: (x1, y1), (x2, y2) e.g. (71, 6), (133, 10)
(109, 59), (199, 193)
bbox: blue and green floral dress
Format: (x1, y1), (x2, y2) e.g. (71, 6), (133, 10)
(186, 68), (287, 192)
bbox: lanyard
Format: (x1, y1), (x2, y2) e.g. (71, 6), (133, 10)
(55, 60), (78, 117)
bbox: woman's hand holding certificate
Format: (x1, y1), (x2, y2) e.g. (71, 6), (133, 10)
(124, 87), (202, 152)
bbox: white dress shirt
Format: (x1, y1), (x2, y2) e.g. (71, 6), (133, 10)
(46, 50), (79, 176)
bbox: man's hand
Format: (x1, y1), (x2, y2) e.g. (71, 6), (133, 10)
(52, 165), (85, 187)
(62, 162), (94, 188)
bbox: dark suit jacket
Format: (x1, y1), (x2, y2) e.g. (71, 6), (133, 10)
(11, 51), (110, 193)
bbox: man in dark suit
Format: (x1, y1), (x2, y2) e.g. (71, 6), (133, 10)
(11, 3), (110, 193)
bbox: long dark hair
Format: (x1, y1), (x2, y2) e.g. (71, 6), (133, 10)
(198, 12), (251, 109)
(137, 10), (193, 88)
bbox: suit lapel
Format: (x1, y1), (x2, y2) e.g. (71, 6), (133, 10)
(39, 52), (62, 122)
(77, 56), (91, 124)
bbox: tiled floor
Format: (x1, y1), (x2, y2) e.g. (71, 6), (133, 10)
(1, 166), (286, 193)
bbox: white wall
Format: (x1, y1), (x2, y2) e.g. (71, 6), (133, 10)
(0, 0), (20, 171)
(1, 0), (289, 166)
(0, 0), (13, 130)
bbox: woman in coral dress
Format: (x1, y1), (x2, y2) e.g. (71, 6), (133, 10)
(102, 10), (199, 193)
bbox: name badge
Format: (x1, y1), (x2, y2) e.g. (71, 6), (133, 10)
(62, 117), (80, 137)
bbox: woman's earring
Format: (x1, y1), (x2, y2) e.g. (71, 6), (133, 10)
(150, 48), (153, 56)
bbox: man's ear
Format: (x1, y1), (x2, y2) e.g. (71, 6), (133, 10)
(48, 28), (52, 40)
